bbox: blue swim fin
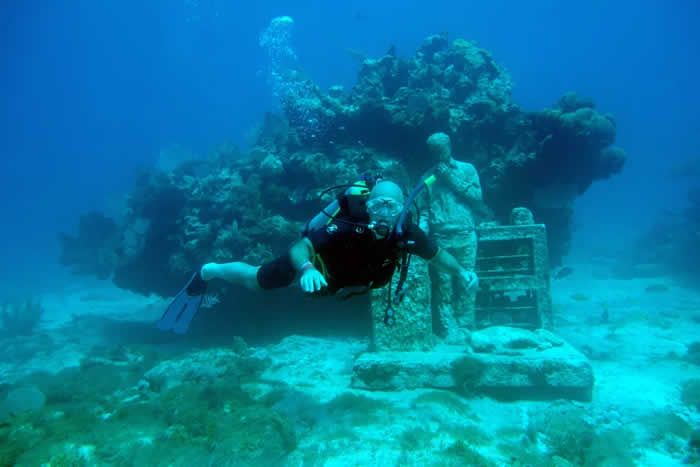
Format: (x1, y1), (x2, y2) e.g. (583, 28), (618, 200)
(158, 271), (207, 334)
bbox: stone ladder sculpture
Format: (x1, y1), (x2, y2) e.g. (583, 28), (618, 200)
(473, 208), (553, 331)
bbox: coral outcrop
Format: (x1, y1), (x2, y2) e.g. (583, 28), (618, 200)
(618, 182), (700, 283)
(58, 211), (120, 280)
(59, 33), (626, 299)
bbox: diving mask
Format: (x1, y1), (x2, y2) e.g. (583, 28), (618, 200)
(366, 197), (403, 218)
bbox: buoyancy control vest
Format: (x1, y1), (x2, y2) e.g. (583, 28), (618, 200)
(301, 173), (438, 327)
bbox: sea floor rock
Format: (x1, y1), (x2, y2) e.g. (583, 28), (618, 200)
(352, 326), (593, 401)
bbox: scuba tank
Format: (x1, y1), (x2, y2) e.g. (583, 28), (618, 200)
(303, 173), (381, 236)
(304, 171), (436, 237)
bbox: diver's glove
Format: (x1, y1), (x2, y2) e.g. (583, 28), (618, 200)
(299, 261), (328, 293)
(461, 270), (479, 291)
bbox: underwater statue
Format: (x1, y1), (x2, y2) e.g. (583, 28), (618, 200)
(422, 132), (484, 341)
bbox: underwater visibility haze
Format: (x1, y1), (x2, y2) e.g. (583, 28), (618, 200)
(1, 1), (699, 465)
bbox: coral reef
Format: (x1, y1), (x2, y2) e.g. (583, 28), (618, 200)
(527, 403), (637, 466)
(617, 183), (700, 283)
(59, 33), (625, 299)
(1, 325), (688, 465)
(0, 342), (296, 466)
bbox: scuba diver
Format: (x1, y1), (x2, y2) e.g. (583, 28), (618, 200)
(158, 178), (479, 334)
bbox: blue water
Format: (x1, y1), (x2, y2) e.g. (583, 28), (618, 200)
(2, 0), (698, 290)
(2, 2), (700, 465)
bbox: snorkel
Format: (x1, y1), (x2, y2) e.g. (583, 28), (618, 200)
(379, 173), (437, 318)
(392, 174), (437, 238)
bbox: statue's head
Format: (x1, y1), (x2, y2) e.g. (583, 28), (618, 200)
(426, 132), (452, 164)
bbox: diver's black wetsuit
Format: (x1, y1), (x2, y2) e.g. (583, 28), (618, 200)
(256, 215), (438, 294)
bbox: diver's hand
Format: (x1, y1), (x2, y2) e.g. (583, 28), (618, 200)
(461, 270), (479, 291)
(300, 268), (328, 293)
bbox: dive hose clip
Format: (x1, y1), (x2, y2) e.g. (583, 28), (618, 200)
(384, 306), (395, 327)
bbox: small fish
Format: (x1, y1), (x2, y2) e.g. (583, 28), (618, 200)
(554, 267), (574, 279)
(645, 284), (669, 293)
(570, 293), (590, 302)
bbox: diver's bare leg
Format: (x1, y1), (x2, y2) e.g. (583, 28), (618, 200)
(200, 262), (262, 291)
